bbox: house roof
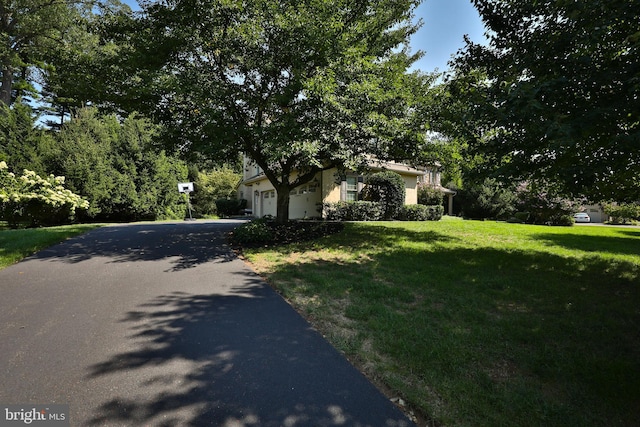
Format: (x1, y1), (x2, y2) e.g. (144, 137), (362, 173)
(368, 159), (425, 176)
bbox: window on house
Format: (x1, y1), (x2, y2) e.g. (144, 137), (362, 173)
(298, 183), (318, 195)
(346, 176), (358, 201)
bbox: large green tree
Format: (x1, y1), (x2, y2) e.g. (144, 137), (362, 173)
(0, 0), (80, 105)
(0, 100), (53, 173)
(0, 0), (130, 116)
(448, 0), (640, 202)
(39, 1), (133, 127)
(118, 0), (432, 223)
(49, 108), (188, 221)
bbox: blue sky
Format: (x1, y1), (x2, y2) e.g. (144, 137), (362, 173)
(411, 0), (487, 73)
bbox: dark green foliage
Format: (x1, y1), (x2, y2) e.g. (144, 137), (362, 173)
(603, 203), (640, 225)
(232, 218), (274, 245)
(118, 0), (432, 223)
(511, 212), (530, 224)
(516, 183), (581, 226)
(191, 167), (242, 216)
(0, 101), (52, 174)
(0, 104), (189, 223)
(459, 178), (516, 220)
(397, 204), (443, 221)
(361, 171), (406, 220)
(48, 108), (188, 222)
(448, 0), (640, 202)
(0, 0), (78, 106)
(417, 183), (444, 206)
(215, 198), (247, 218)
(323, 201), (384, 221)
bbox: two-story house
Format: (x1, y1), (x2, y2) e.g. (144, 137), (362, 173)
(238, 157), (455, 219)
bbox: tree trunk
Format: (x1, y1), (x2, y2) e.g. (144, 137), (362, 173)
(275, 186), (291, 224)
(0, 65), (12, 105)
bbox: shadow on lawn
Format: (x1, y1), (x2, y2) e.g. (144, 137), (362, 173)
(289, 223), (458, 252)
(532, 230), (640, 256)
(618, 229), (640, 238)
(84, 278), (412, 427)
(263, 236), (640, 426)
(31, 221), (246, 272)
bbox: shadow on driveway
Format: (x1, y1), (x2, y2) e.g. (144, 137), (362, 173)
(32, 221), (242, 272)
(14, 221), (413, 426)
(85, 279), (411, 426)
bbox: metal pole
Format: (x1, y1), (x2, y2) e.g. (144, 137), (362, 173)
(186, 191), (194, 220)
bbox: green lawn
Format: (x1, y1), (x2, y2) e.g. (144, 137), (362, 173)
(0, 223), (102, 269)
(243, 218), (640, 426)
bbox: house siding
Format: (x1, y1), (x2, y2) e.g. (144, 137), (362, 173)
(402, 174), (418, 205)
(583, 204), (605, 223)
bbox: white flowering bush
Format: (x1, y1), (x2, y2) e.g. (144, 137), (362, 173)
(0, 162), (89, 228)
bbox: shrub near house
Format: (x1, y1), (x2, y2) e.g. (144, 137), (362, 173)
(360, 171), (406, 220)
(323, 201), (385, 221)
(398, 204), (444, 221)
(417, 183), (445, 206)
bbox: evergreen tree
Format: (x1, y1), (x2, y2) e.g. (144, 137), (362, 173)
(0, 100), (52, 174)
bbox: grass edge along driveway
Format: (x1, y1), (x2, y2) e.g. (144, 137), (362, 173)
(0, 224), (102, 270)
(243, 218), (640, 427)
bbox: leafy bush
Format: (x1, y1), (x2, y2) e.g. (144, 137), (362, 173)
(417, 184), (444, 206)
(603, 203), (640, 224)
(361, 171), (406, 220)
(398, 204), (444, 221)
(191, 167), (242, 216)
(0, 162), (89, 228)
(323, 201), (384, 221)
(459, 178), (517, 220)
(215, 198), (247, 217)
(548, 214), (575, 226)
(232, 218), (273, 244)
(512, 212), (530, 223)
(516, 182), (582, 225)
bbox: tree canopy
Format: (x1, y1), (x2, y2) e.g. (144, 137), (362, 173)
(116, 0), (432, 222)
(0, 0), (130, 120)
(447, 0), (640, 202)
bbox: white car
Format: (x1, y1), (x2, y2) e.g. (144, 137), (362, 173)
(573, 212), (591, 223)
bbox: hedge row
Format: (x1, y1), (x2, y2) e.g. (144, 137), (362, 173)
(323, 201), (443, 222)
(397, 204), (444, 221)
(323, 201), (384, 221)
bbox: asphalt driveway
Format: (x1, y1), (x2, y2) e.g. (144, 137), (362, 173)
(0, 220), (413, 426)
